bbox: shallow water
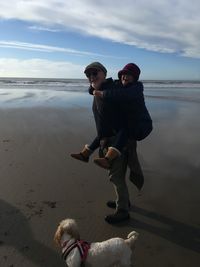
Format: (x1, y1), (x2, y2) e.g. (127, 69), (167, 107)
(1, 80), (199, 181)
(0, 78), (200, 176)
(0, 78), (200, 108)
(0, 89), (92, 108)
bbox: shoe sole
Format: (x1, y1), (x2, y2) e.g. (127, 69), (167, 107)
(71, 154), (89, 163)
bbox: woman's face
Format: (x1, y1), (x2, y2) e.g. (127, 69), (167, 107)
(121, 73), (135, 86)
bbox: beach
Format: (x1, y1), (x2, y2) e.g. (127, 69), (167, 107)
(0, 80), (200, 267)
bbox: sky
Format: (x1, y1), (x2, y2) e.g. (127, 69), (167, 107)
(0, 0), (200, 80)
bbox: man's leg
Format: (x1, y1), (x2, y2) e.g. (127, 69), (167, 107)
(109, 152), (129, 210)
(105, 150), (130, 223)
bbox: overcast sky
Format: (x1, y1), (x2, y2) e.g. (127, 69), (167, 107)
(0, 0), (200, 79)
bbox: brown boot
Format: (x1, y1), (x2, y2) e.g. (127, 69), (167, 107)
(93, 147), (120, 169)
(71, 145), (93, 162)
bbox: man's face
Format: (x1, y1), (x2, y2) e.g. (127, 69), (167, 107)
(86, 68), (106, 89)
(121, 73), (135, 86)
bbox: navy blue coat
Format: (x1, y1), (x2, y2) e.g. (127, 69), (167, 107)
(89, 79), (152, 141)
(102, 81), (153, 141)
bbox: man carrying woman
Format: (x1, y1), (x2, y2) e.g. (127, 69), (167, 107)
(71, 62), (152, 223)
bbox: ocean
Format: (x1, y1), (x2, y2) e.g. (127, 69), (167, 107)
(0, 78), (200, 108)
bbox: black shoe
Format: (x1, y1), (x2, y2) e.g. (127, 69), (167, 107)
(106, 200), (131, 209)
(105, 209), (130, 224)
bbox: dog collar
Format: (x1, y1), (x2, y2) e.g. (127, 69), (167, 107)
(62, 240), (90, 263)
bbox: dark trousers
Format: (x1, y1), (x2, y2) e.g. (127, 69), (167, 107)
(105, 138), (144, 211)
(88, 128), (128, 153)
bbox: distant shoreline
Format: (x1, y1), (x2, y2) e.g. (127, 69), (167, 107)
(1, 77), (200, 82)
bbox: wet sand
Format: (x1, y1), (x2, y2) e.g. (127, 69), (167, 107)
(0, 95), (200, 266)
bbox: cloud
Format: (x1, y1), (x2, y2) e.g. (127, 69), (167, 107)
(0, 57), (118, 78)
(0, 41), (103, 56)
(28, 25), (61, 32)
(0, 0), (200, 58)
(0, 41), (125, 59)
(0, 58), (86, 78)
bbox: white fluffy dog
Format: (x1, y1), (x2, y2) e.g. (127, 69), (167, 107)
(54, 218), (139, 267)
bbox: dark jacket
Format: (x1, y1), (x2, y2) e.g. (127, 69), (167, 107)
(101, 81), (153, 141)
(89, 78), (119, 138)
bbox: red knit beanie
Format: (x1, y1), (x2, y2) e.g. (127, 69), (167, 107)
(118, 63), (141, 81)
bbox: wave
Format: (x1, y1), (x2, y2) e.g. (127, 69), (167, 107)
(145, 94), (200, 103)
(0, 78), (89, 92)
(143, 80), (200, 88)
(0, 78), (200, 91)
(0, 78), (88, 85)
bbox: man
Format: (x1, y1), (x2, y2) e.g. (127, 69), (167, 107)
(71, 62), (116, 162)
(71, 62), (146, 224)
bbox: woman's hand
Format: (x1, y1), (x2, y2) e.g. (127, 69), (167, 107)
(93, 90), (103, 97)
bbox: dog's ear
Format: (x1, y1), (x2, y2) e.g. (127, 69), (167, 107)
(54, 219), (80, 246)
(54, 225), (63, 246)
(66, 219), (80, 240)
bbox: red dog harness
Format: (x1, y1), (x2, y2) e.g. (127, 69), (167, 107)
(62, 240), (90, 264)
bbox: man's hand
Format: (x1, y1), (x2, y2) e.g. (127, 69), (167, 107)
(93, 90), (103, 97)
